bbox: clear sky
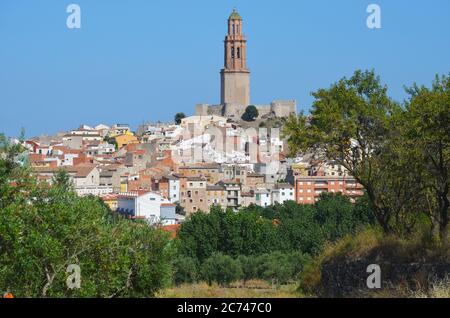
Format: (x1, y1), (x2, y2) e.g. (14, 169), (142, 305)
(1, 0), (449, 137)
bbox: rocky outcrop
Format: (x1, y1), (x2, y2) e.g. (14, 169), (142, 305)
(320, 259), (450, 297)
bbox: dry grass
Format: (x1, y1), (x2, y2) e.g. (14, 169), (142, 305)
(356, 276), (450, 298)
(157, 280), (299, 298)
(411, 276), (450, 298)
(318, 227), (449, 264)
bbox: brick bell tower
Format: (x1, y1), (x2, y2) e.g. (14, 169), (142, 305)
(220, 8), (250, 109)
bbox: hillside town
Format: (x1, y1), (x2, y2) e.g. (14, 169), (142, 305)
(13, 9), (364, 226)
(18, 116), (363, 226)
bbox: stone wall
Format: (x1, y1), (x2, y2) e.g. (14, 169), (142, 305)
(195, 100), (297, 119)
(195, 104), (223, 116)
(320, 259), (450, 297)
(271, 100), (296, 117)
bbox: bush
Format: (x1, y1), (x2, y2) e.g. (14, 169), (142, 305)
(172, 256), (198, 285)
(201, 253), (243, 287)
(237, 255), (259, 284)
(255, 252), (310, 287)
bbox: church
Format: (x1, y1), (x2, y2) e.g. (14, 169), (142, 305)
(195, 9), (297, 120)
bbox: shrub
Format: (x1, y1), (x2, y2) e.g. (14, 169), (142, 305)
(201, 253), (243, 287)
(237, 255), (259, 284)
(172, 256), (198, 285)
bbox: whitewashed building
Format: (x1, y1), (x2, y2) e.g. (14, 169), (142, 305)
(255, 188), (271, 207)
(167, 176), (181, 203)
(271, 183), (295, 205)
(117, 191), (177, 225)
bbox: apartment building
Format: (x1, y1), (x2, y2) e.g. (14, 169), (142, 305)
(295, 176), (364, 204)
(217, 180), (242, 211)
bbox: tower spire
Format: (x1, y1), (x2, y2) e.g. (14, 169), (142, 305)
(220, 9), (250, 108)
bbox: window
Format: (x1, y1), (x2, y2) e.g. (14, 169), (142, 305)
(231, 47), (235, 58)
(237, 47), (240, 59)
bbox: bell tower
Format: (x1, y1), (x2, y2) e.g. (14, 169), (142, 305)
(220, 9), (250, 109)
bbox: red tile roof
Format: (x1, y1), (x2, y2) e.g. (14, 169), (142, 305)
(161, 224), (181, 239)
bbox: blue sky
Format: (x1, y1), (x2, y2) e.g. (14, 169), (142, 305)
(1, 0), (449, 137)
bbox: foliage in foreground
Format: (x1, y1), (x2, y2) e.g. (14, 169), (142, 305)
(0, 152), (173, 297)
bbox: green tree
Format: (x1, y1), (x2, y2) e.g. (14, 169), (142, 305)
(242, 105), (259, 121)
(283, 70), (416, 234)
(172, 256), (198, 285)
(314, 193), (355, 241)
(403, 74), (450, 241)
(177, 208), (222, 261)
(51, 169), (74, 193)
(256, 252), (294, 287)
(103, 136), (118, 151)
(174, 112), (186, 125)
(0, 158), (173, 297)
(201, 253), (242, 287)
(237, 255), (258, 284)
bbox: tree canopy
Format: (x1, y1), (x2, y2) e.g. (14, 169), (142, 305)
(174, 112), (186, 125)
(242, 105), (259, 122)
(283, 70), (450, 241)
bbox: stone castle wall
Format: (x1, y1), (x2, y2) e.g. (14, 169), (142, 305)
(196, 100), (296, 119)
(270, 100), (296, 117)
